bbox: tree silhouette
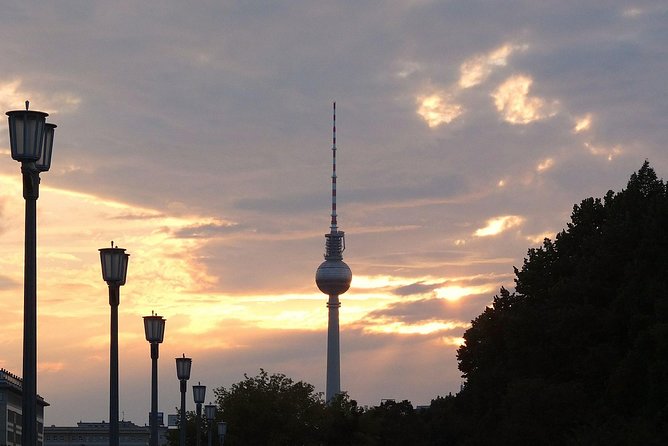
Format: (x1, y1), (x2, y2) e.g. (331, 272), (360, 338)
(456, 161), (668, 444)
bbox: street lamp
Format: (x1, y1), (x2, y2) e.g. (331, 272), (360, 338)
(99, 242), (129, 446)
(217, 422), (227, 446)
(6, 101), (56, 446)
(205, 403), (216, 446)
(192, 383), (206, 446)
(176, 354), (192, 446)
(144, 313), (166, 446)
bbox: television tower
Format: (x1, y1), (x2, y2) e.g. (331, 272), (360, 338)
(315, 102), (352, 403)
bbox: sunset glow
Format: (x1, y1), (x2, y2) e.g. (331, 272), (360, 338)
(474, 215), (525, 237)
(492, 75), (557, 124)
(416, 93), (463, 127)
(0, 0), (664, 428)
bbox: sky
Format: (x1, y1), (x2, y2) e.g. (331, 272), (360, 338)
(1, 0), (667, 427)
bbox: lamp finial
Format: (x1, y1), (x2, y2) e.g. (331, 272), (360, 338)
(25, 100), (29, 111)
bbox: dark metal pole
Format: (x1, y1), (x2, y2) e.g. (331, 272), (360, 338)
(22, 162), (39, 446)
(207, 422), (212, 446)
(109, 286), (120, 446)
(195, 403), (202, 446)
(180, 380), (186, 446)
(151, 343), (159, 446)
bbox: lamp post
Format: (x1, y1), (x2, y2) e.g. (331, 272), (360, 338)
(217, 422), (227, 446)
(176, 354), (192, 446)
(99, 243), (129, 446)
(144, 313), (166, 446)
(192, 383), (206, 446)
(6, 101), (56, 446)
(204, 403), (216, 446)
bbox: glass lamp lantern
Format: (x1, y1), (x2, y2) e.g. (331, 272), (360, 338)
(204, 404), (216, 421)
(99, 243), (129, 286)
(176, 354), (192, 381)
(6, 102), (49, 162)
(193, 383), (206, 404)
(36, 123), (56, 172)
(144, 314), (166, 343)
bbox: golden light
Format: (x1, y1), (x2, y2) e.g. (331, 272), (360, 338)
(574, 114), (592, 133)
(536, 158), (554, 172)
(474, 215), (524, 237)
(416, 93), (463, 128)
(434, 284), (494, 302)
(492, 75), (556, 124)
(585, 142), (622, 161)
(363, 320), (470, 336)
(526, 231), (555, 244)
(459, 44), (514, 88)
(441, 336), (466, 347)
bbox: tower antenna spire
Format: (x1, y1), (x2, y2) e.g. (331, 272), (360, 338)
(331, 101), (338, 232)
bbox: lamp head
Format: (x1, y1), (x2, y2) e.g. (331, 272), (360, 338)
(143, 313), (166, 343)
(193, 383), (206, 404)
(204, 403), (216, 421)
(176, 354), (192, 381)
(6, 103), (49, 163)
(99, 242), (129, 286)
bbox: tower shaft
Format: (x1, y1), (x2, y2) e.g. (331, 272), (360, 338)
(326, 294), (341, 402)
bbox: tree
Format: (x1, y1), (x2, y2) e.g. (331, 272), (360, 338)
(213, 369), (325, 446)
(454, 162), (668, 444)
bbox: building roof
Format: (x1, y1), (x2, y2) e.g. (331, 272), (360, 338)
(0, 368), (50, 406)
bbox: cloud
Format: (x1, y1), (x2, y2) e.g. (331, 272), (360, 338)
(585, 141), (623, 161)
(434, 284), (495, 302)
(459, 43), (519, 89)
(416, 92), (463, 127)
(0, 274), (19, 290)
(574, 114), (593, 133)
(393, 282), (439, 296)
(492, 75), (557, 124)
(172, 221), (245, 239)
(536, 158), (555, 172)
(474, 215), (525, 237)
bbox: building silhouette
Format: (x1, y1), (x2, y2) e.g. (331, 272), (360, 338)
(44, 421), (157, 446)
(315, 103), (352, 402)
(0, 369), (48, 446)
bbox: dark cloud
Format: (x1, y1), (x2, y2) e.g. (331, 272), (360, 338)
(0, 275), (19, 290)
(393, 282), (439, 296)
(172, 222), (248, 239)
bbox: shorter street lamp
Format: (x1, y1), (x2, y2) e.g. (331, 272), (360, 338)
(176, 354), (192, 446)
(217, 422), (227, 446)
(193, 383), (206, 446)
(144, 313), (166, 446)
(205, 403), (217, 446)
(99, 242), (129, 446)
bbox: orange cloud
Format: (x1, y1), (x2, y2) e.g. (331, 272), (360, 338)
(459, 44), (517, 88)
(416, 93), (463, 127)
(492, 75), (557, 124)
(474, 215), (525, 237)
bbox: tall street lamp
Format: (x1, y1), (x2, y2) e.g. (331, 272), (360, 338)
(217, 422), (227, 446)
(6, 101), (56, 446)
(192, 383), (206, 446)
(205, 403), (216, 446)
(144, 313), (166, 446)
(99, 243), (129, 446)
(176, 354), (192, 446)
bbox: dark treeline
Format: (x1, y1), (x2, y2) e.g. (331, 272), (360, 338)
(168, 162), (668, 445)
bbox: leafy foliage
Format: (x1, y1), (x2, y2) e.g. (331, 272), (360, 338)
(456, 161), (668, 444)
(214, 369), (324, 446)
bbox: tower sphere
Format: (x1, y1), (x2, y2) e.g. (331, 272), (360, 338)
(316, 259), (352, 296)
